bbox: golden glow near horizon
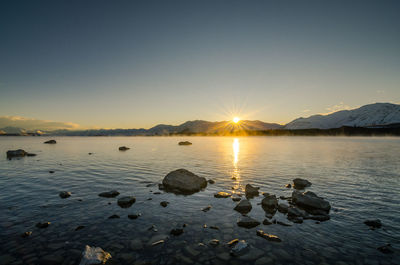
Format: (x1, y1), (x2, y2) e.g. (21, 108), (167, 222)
(233, 117), (240, 123)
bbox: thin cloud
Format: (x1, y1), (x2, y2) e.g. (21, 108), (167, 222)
(322, 102), (356, 115)
(0, 116), (80, 131)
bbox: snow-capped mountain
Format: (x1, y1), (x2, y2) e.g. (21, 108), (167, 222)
(285, 103), (400, 129)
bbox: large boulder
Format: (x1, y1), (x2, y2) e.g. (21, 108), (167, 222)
(234, 199), (252, 214)
(79, 245), (111, 265)
(292, 191), (330, 213)
(162, 169), (207, 194)
(245, 184), (259, 198)
(293, 178), (312, 189)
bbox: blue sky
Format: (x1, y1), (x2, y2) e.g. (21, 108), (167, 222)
(1, 0), (399, 129)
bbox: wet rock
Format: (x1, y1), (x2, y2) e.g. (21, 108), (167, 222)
(263, 219), (273, 225)
(234, 199), (252, 214)
(292, 190), (331, 213)
(75, 225), (85, 231)
(245, 184), (259, 198)
(59, 191), (71, 199)
(230, 240), (249, 256)
(377, 244), (395, 254)
(277, 202), (289, 213)
(118, 146), (130, 151)
(202, 205), (212, 212)
(261, 194), (278, 209)
(128, 213), (141, 219)
(287, 206), (307, 218)
(117, 196), (136, 208)
(49, 170), (55, 173)
(21, 231), (32, 238)
(36, 222), (50, 228)
(44, 140), (56, 144)
(170, 228), (184, 236)
(210, 225), (219, 230)
(160, 201), (169, 207)
(237, 216), (260, 228)
(364, 219), (382, 228)
(26, 153), (37, 156)
(162, 169), (207, 194)
(98, 190), (120, 198)
(293, 178), (312, 189)
(108, 214), (120, 219)
(256, 230), (281, 242)
(214, 192), (231, 198)
(285, 183), (291, 188)
(227, 239), (239, 247)
(6, 149), (27, 159)
(178, 141), (192, 145)
(79, 245), (111, 265)
(209, 239), (220, 247)
(153, 191), (161, 195)
(232, 196), (241, 202)
(88, 153), (93, 155)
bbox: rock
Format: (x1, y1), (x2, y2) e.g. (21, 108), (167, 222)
(49, 170), (55, 173)
(285, 183), (291, 188)
(59, 191), (71, 199)
(148, 234), (168, 246)
(292, 191), (331, 213)
(21, 231), (32, 238)
(88, 153), (93, 155)
(237, 216), (260, 228)
(364, 219), (382, 228)
(162, 169), (207, 194)
(170, 228), (184, 236)
(79, 245), (111, 265)
(263, 219), (273, 225)
(36, 222), (50, 228)
(210, 225), (219, 230)
(289, 217), (303, 223)
(130, 239), (143, 250)
(232, 196), (241, 202)
(256, 230), (281, 242)
(202, 205), (212, 212)
(208, 239), (220, 247)
(377, 244), (395, 254)
(227, 239), (239, 247)
(26, 153), (37, 156)
(245, 184), (259, 198)
(261, 194), (278, 209)
(44, 140), (56, 144)
(214, 192), (231, 198)
(6, 149), (27, 159)
(230, 240), (249, 256)
(178, 141), (192, 145)
(293, 178), (312, 189)
(98, 190), (120, 198)
(108, 214), (120, 219)
(160, 201), (169, 207)
(287, 206), (307, 218)
(117, 196), (136, 208)
(277, 202), (289, 213)
(75, 225), (85, 231)
(118, 146), (130, 151)
(234, 199), (252, 214)
(207, 179), (215, 184)
(128, 213), (141, 219)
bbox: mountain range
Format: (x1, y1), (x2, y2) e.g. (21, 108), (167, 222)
(1, 103), (399, 136)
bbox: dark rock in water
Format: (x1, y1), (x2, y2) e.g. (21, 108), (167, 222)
(36, 222), (50, 228)
(75, 225), (85, 231)
(117, 196), (136, 208)
(237, 216), (260, 228)
(49, 170), (55, 174)
(88, 152), (93, 155)
(21, 231), (32, 238)
(80, 245), (111, 265)
(227, 239), (239, 247)
(293, 178), (312, 189)
(256, 230), (281, 242)
(170, 228), (184, 236)
(285, 183), (291, 188)
(178, 141), (192, 145)
(6, 149), (27, 159)
(208, 179), (215, 184)
(214, 192), (231, 198)
(160, 201), (169, 207)
(292, 191), (331, 213)
(208, 239), (220, 247)
(261, 194), (278, 210)
(44, 140), (56, 144)
(277, 203), (289, 213)
(98, 190), (120, 198)
(162, 169), (207, 194)
(364, 219), (382, 228)
(234, 199), (252, 214)
(128, 213), (141, 219)
(245, 184), (259, 198)
(210, 225), (219, 230)
(202, 205), (212, 212)
(59, 191), (71, 199)
(377, 244), (395, 254)
(230, 240), (249, 256)
(263, 219), (272, 225)
(26, 153), (37, 156)
(118, 146), (130, 151)
(108, 214), (120, 219)
(153, 192), (161, 195)
(287, 207), (307, 218)
(232, 196), (241, 202)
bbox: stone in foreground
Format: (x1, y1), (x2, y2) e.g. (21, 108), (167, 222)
(261, 194), (278, 209)
(117, 196), (136, 208)
(245, 184), (259, 198)
(79, 245), (111, 265)
(59, 191), (71, 199)
(234, 199), (252, 214)
(230, 240), (249, 256)
(162, 169), (207, 194)
(293, 178), (312, 189)
(237, 216), (260, 228)
(178, 141), (192, 145)
(98, 190), (120, 198)
(44, 140), (57, 144)
(256, 230), (281, 242)
(6, 149), (27, 159)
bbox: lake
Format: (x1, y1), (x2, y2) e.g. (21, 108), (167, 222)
(0, 136), (399, 265)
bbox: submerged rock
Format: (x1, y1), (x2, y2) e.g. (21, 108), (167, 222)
(128, 213), (141, 219)
(214, 191), (232, 198)
(261, 194), (278, 209)
(117, 196), (136, 208)
(108, 214), (120, 219)
(230, 240), (249, 256)
(36, 222), (50, 228)
(234, 199), (252, 214)
(292, 191), (331, 213)
(162, 169), (207, 194)
(202, 205), (212, 212)
(75, 225), (85, 231)
(118, 146), (130, 151)
(178, 141), (192, 145)
(293, 178), (312, 189)
(98, 190), (120, 198)
(245, 184), (259, 198)
(237, 216), (260, 228)
(256, 230), (281, 242)
(44, 140), (56, 144)
(21, 231), (32, 238)
(208, 239), (220, 247)
(59, 191), (71, 199)
(79, 245), (111, 265)
(364, 219), (382, 228)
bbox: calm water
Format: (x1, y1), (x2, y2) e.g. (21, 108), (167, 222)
(0, 136), (399, 265)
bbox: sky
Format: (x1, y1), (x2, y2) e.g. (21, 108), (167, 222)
(1, 0), (399, 130)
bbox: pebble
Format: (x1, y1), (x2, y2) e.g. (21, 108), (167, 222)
(209, 239), (220, 246)
(160, 201), (169, 207)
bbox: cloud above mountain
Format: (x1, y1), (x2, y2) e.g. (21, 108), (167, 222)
(0, 116), (80, 131)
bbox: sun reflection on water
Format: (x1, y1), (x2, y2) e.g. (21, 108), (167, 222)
(232, 138), (241, 193)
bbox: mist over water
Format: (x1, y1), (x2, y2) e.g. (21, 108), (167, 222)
(0, 136), (399, 264)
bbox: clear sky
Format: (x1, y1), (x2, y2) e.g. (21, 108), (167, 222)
(1, 0), (399, 129)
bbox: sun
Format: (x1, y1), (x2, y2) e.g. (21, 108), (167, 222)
(233, 117), (240, 123)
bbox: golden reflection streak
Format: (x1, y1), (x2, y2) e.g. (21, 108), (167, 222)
(233, 138), (239, 166)
(232, 138), (241, 193)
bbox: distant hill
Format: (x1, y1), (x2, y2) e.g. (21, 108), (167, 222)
(285, 103), (400, 129)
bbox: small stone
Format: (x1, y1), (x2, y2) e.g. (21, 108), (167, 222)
(293, 178), (312, 189)
(256, 230), (281, 242)
(202, 205), (212, 212)
(237, 216), (260, 228)
(234, 199), (252, 214)
(75, 225), (85, 231)
(21, 231), (32, 238)
(36, 222), (50, 228)
(277, 221), (292, 226)
(261, 195), (278, 209)
(128, 213), (141, 219)
(170, 228), (184, 236)
(285, 183), (291, 188)
(88, 153), (93, 155)
(277, 203), (289, 213)
(230, 240), (249, 256)
(117, 196), (136, 208)
(227, 239), (239, 247)
(152, 240), (164, 246)
(59, 191), (71, 199)
(119, 146), (130, 151)
(49, 170), (55, 173)
(364, 219), (382, 228)
(214, 191), (231, 198)
(98, 190), (120, 198)
(210, 226), (219, 230)
(232, 196), (241, 202)
(209, 239), (220, 247)
(160, 201), (169, 207)
(148, 225), (158, 232)
(44, 140), (57, 144)
(178, 141), (192, 145)
(208, 179), (215, 184)
(108, 214), (120, 219)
